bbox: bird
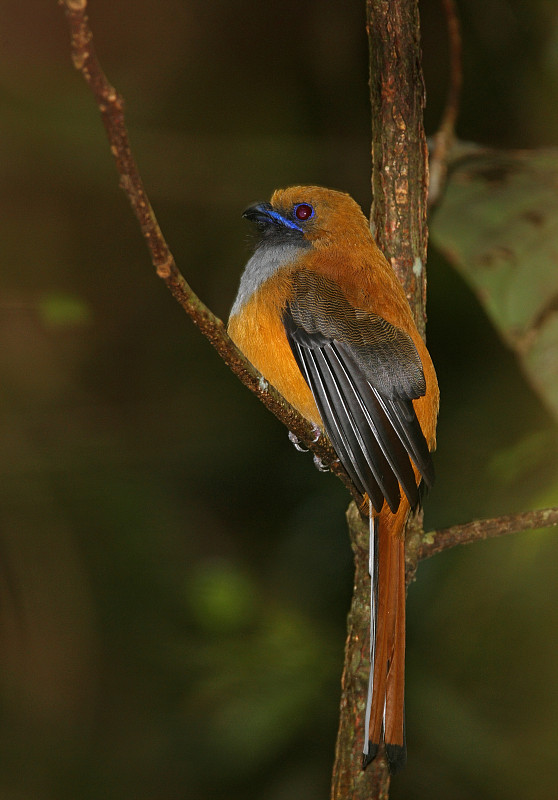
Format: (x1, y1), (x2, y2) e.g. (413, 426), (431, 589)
(228, 185), (439, 773)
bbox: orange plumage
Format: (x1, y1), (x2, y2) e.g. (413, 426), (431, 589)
(229, 185), (439, 772)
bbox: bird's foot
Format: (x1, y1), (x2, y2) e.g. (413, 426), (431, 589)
(288, 424), (321, 453)
(288, 431), (308, 452)
(313, 454), (329, 473)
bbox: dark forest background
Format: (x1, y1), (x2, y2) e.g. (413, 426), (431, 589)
(2, 1), (558, 798)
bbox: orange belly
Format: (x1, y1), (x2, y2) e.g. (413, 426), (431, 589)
(228, 282), (322, 426)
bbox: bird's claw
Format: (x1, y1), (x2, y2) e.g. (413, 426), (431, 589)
(288, 424), (322, 453)
(313, 454), (329, 473)
(309, 424), (321, 443)
(288, 431), (309, 452)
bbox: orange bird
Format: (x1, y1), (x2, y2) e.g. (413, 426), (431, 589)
(228, 186), (439, 772)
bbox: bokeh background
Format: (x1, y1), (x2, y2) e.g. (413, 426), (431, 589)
(2, 1), (558, 798)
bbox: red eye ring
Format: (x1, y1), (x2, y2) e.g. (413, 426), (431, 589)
(294, 203), (314, 221)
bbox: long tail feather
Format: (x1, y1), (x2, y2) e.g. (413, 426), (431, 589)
(384, 534), (407, 772)
(362, 505), (407, 773)
(363, 505), (379, 766)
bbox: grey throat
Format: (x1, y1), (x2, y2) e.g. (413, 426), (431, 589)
(230, 242), (303, 318)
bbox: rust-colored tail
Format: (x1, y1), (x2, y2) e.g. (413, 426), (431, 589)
(363, 503), (407, 773)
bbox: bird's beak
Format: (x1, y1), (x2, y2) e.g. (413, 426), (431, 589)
(242, 202), (274, 225)
(242, 202), (304, 233)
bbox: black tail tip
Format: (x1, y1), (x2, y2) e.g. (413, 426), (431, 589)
(362, 742), (407, 773)
(362, 742), (379, 769)
(385, 743), (407, 774)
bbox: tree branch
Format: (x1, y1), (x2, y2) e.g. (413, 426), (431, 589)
(428, 0), (463, 207)
(58, 0), (364, 505)
(418, 506), (558, 561)
(331, 2), (430, 796)
(367, 0), (429, 334)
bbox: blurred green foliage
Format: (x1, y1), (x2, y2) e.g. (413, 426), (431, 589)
(1, 2), (558, 799)
(39, 293), (92, 327)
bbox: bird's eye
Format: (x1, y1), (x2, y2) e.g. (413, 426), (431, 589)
(294, 203), (314, 221)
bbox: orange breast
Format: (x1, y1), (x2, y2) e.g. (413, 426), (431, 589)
(228, 271), (323, 426)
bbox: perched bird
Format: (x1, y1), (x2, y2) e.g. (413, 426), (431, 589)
(228, 186), (439, 773)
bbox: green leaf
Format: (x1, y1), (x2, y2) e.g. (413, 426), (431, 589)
(431, 146), (558, 419)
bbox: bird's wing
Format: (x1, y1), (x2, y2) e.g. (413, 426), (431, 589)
(283, 269), (434, 512)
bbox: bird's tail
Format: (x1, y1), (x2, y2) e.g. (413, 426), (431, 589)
(362, 501), (407, 773)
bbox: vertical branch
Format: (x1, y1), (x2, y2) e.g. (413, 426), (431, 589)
(331, 505), (391, 800)
(331, 2), (429, 798)
(367, 0), (429, 334)
(429, 0), (462, 207)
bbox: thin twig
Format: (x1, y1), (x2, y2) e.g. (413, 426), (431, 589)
(428, 0), (462, 207)
(58, 0), (364, 502)
(419, 506), (558, 560)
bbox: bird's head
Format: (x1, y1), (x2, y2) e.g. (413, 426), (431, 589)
(243, 185), (372, 249)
